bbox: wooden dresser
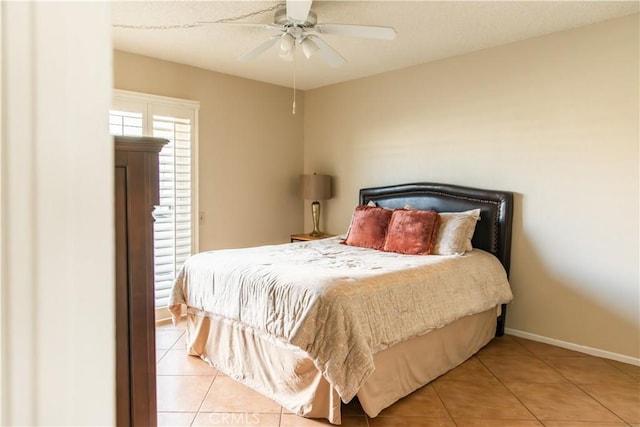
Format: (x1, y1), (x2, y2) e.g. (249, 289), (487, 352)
(115, 136), (168, 427)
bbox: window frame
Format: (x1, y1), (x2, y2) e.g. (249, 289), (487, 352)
(112, 89), (200, 318)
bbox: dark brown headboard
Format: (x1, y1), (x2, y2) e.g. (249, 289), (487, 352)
(359, 183), (514, 335)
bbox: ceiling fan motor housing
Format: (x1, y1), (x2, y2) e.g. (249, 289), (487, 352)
(274, 8), (318, 27)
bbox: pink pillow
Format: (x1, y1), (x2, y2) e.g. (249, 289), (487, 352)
(344, 206), (393, 250)
(383, 209), (441, 255)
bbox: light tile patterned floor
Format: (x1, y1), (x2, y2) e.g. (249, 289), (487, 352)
(156, 321), (639, 427)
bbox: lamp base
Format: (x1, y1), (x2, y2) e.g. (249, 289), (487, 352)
(309, 200), (322, 237)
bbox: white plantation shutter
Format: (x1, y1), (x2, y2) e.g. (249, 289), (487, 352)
(109, 110), (143, 136)
(109, 90), (199, 310)
(152, 115), (193, 307)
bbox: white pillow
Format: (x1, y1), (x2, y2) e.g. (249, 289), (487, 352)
(432, 209), (481, 255)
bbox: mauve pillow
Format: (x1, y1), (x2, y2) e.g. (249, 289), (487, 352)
(344, 206), (393, 250)
(383, 209), (441, 255)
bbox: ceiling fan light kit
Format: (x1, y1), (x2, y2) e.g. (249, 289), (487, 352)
(280, 32), (295, 52)
(279, 32), (296, 61)
(300, 37), (319, 59)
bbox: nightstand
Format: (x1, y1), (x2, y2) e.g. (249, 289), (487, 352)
(290, 233), (336, 243)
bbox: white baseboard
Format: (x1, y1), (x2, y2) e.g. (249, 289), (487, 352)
(504, 328), (640, 367)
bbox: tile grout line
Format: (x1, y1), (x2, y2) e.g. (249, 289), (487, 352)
(156, 330), (186, 371)
(158, 324), (213, 427)
(190, 367), (218, 426)
(476, 338), (542, 424)
(156, 329), (186, 362)
(364, 407), (371, 427)
(487, 337), (632, 425)
(430, 379), (460, 427)
(603, 358), (640, 381)
(535, 350), (634, 424)
(571, 381), (629, 425)
(188, 325), (216, 427)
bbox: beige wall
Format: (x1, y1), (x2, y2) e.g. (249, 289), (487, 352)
(113, 51), (305, 250)
(304, 15), (639, 358)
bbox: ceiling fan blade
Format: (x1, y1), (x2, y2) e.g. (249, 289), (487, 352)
(306, 35), (346, 68)
(286, 0), (312, 22)
(314, 23), (397, 40)
(196, 22), (281, 31)
(238, 35), (280, 62)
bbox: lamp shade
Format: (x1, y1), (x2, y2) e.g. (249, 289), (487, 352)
(300, 174), (332, 201)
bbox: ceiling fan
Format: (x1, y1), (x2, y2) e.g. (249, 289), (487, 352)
(198, 0), (397, 68)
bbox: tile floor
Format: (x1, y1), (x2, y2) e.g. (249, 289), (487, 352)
(156, 321), (639, 427)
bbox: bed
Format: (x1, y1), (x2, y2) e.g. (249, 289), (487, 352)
(169, 182), (514, 424)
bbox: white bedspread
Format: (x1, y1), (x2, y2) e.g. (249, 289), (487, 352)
(169, 236), (513, 402)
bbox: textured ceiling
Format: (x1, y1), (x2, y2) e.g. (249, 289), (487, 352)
(112, 1), (639, 90)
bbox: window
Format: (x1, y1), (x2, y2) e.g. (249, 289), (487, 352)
(110, 90), (199, 311)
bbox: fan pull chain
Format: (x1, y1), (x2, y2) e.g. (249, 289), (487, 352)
(292, 47), (297, 115)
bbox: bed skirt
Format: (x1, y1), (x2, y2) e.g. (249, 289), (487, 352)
(184, 307), (497, 425)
